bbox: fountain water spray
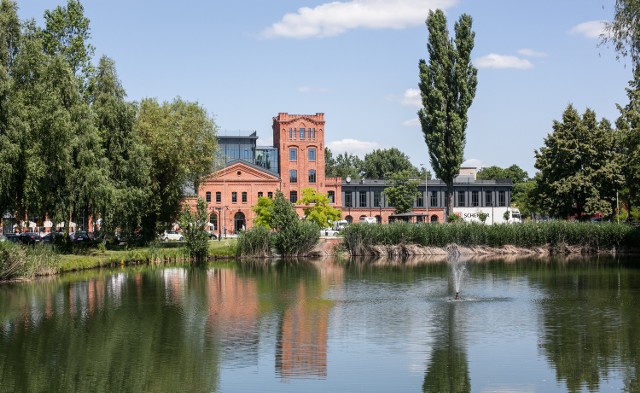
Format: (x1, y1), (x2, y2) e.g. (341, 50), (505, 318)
(446, 244), (466, 300)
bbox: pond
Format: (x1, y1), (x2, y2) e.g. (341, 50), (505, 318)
(1, 256), (639, 392)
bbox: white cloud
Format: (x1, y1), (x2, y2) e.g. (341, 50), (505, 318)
(402, 117), (420, 127)
(462, 158), (483, 169)
(517, 48), (547, 58)
(401, 88), (421, 107)
(328, 138), (380, 156)
(569, 20), (607, 39)
(261, 0), (459, 39)
(475, 54), (533, 69)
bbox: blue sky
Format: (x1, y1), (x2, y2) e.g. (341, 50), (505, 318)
(16, 0), (632, 177)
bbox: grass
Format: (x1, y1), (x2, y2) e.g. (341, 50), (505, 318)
(341, 221), (640, 256)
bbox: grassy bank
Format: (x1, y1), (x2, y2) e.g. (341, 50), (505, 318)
(0, 239), (238, 281)
(342, 221), (640, 256)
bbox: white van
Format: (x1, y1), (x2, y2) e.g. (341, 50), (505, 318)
(359, 217), (377, 224)
(332, 220), (348, 231)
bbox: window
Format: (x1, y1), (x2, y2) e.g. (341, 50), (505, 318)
(457, 191), (465, 207)
(290, 191), (297, 203)
(308, 148), (316, 161)
(216, 191), (221, 203)
(359, 191), (367, 207)
(289, 147), (297, 161)
(328, 191), (335, 204)
(374, 191), (381, 207)
(485, 191), (493, 206)
(242, 192), (247, 203)
(345, 192), (352, 207)
(292, 128), (296, 140)
(416, 193), (424, 207)
(205, 191), (211, 203)
(309, 169), (316, 183)
(430, 191), (437, 207)
(290, 170), (297, 183)
(289, 128), (293, 139)
(498, 191), (506, 207)
(471, 191), (479, 207)
(210, 213), (217, 231)
(258, 192), (263, 198)
(311, 128), (316, 139)
(268, 192), (273, 198)
(300, 128), (305, 140)
(232, 192), (237, 203)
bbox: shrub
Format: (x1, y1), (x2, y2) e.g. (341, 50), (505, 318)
(273, 220), (320, 256)
(237, 226), (272, 257)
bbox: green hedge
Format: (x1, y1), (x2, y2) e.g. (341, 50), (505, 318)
(341, 222), (640, 255)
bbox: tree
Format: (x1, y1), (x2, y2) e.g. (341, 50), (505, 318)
(270, 189), (298, 231)
(603, 0), (640, 67)
(360, 148), (424, 179)
(297, 187), (342, 228)
(324, 147), (337, 177)
(616, 66), (640, 220)
(384, 170), (420, 214)
(42, 0), (94, 83)
(91, 55), (151, 237)
(135, 98), (218, 239)
(418, 9), (477, 219)
(332, 152), (363, 180)
(476, 164), (528, 184)
(533, 105), (624, 219)
(252, 196), (274, 229)
(179, 197), (210, 263)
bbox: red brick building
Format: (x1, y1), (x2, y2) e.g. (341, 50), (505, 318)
(194, 113), (342, 235)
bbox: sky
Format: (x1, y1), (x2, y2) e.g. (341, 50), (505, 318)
(15, 0), (633, 178)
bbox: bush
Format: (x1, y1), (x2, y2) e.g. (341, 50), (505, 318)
(273, 220), (320, 256)
(237, 226), (272, 257)
(0, 242), (59, 281)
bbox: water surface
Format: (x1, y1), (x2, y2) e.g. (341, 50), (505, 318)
(1, 256), (639, 392)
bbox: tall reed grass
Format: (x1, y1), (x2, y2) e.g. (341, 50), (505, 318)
(342, 222), (639, 255)
(0, 242), (60, 280)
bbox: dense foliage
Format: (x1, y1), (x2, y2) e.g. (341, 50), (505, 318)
(0, 1), (218, 243)
(297, 187), (342, 228)
(533, 105), (623, 219)
(179, 197), (210, 263)
(0, 242), (59, 280)
(418, 9), (477, 218)
(341, 222), (639, 256)
(383, 170), (420, 214)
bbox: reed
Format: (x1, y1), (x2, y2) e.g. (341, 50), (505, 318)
(341, 222), (639, 255)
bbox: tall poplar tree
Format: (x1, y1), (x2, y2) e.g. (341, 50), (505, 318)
(418, 9), (477, 219)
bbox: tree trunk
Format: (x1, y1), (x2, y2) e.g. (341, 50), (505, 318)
(445, 182), (455, 221)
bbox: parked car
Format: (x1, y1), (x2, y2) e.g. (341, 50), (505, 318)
(5, 233), (20, 243)
(20, 232), (42, 245)
(206, 231), (217, 240)
(162, 231), (184, 241)
(320, 228), (339, 237)
(71, 231), (92, 243)
(42, 232), (65, 244)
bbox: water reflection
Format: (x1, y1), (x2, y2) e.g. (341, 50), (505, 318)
(0, 257), (639, 392)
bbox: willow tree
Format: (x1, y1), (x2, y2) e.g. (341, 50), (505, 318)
(418, 9), (477, 219)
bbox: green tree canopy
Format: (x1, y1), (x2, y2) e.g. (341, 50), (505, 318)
(616, 66), (640, 219)
(533, 105), (624, 219)
(384, 170), (420, 214)
(135, 97), (218, 239)
(252, 196), (274, 229)
(476, 164), (528, 184)
(297, 187), (342, 228)
(418, 9), (477, 218)
(603, 0), (640, 67)
(361, 148), (416, 179)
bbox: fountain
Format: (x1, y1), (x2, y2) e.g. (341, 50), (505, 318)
(446, 244), (467, 300)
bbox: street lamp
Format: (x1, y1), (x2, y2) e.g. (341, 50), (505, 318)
(421, 164), (429, 223)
